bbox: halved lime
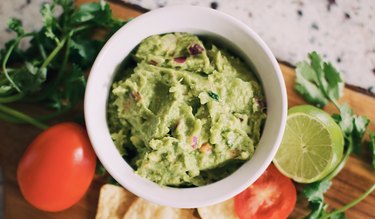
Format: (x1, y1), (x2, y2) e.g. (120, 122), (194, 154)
(273, 105), (344, 183)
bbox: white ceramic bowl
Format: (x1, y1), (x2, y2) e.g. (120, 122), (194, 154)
(85, 5), (287, 208)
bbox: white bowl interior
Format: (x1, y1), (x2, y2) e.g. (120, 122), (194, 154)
(84, 6), (287, 208)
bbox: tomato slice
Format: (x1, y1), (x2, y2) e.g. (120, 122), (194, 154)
(234, 163), (296, 219)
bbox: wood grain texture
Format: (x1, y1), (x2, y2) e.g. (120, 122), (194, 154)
(1, 0), (374, 218)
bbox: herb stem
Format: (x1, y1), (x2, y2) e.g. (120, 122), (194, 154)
(323, 184), (375, 219)
(26, 34), (71, 103)
(0, 93), (24, 103)
(36, 34), (47, 59)
(0, 111), (24, 123)
(72, 24), (93, 33)
(0, 104), (48, 130)
(330, 98), (341, 112)
(56, 35), (71, 83)
(40, 36), (67, 69)
(1, 32), (34, 92)
(0, 105), (70, 123)
(24, 34), (68, 102)
(2, 38), (22, 92)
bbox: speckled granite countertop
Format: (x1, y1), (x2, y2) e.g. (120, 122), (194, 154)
(120, 0), (375, 94)
(1, 0), (374, 94)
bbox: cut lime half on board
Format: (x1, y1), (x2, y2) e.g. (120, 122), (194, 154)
(273, 105), (344, 183)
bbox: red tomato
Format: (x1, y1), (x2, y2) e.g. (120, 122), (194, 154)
(234, 163), (296, 219)
(17, 122), (97, 212)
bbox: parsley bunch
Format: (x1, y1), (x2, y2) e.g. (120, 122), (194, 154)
(0, 0), (125, 129)
(295, 52), (375, 218)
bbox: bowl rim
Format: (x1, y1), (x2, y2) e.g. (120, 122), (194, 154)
(84, 5), (287, 208)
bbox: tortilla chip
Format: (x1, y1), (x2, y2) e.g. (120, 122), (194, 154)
(198, 198), (238, 219)
(95, 184), (137, 219)
(123, 198), (198, 219)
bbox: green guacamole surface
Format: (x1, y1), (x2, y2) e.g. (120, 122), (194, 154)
(107, 33), (266, 187)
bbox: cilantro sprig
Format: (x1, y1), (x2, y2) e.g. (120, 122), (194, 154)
(295, 51), (375, 218)
(207, 91), (220, 101)
(0, 0), (125, 129)
(369, 132), (375, 168)
(295, 52), (344, 108)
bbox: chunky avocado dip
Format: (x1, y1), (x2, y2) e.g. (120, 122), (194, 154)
(107, 33), (266, 187)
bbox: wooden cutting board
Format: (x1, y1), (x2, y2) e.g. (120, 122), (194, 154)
(1, 0), (374, 218)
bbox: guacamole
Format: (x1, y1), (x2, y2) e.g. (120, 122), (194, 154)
(107, 33), (266, 187)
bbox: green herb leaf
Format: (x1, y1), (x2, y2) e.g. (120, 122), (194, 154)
(65, 64), (86, 105)
(0, 85), (12, 94)
(71, 3), (99, 23)
(294, 51), (344, 108)
(352, 115), (369, 152)
(369, 132), (375, 169)
(7, 18), (25, 36)
(303, 181), (332, 203)
(305, 202), (327, 219)
(53, 0), (74, 9)
(323, 62), (344, 100)
(208, 91), (220, 101)
(9, 64), (46, 93)
(48, 64), (85, 110)
(40, 3), (59, 43)
(303, 180), (331, 218)
(303, 181), (349, 219)
(295, 61), (328, 107)
(332, 104), (369, 153)
(70, 38), (103, 68)
(70, 0), (123, 29)
(329, 212), (346, 219)
(332, 104), (353, 135)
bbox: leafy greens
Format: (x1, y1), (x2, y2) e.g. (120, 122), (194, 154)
(0, 0), (125, 129)
(295, 51), (375, 218)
